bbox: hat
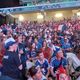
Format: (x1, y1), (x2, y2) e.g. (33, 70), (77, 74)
(5, 41), (16, 49)
(5, 37), (15, 45)
(54, 47), (61, 55)
(5, 37), (16, 49)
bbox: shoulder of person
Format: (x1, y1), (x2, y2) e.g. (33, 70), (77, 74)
(41, 75), (47, 80)
(51, 57), (56, 62)
(28, 77), (33, 80)
(44, 58), (49, 62)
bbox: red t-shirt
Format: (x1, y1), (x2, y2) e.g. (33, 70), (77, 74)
(40, 47), (52, 62)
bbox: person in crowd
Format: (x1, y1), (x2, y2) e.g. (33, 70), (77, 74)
(68, 46), (80, 80)
(62, 37), (72, 53)
(40, 41), (52, 62)
(2, 39), (22, 80)
(27, 42), (38, 62)
(28, 66), (47, 80)
(35, 50), (49, 77)
(50, 48), (69, 79)
(0, 18), (80, 80)
(17, 34), (26, 80)
(22, 34), (27, 48)
(34, 38), (42, 51)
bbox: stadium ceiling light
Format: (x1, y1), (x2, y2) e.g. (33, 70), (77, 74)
(19, 15), (24, 21)
(37, 13), (44, 19)
(55, 13), (63, 18)
(77, 12), (80, 16)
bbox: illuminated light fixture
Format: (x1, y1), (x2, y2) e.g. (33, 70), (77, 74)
(77, 12), (80, 16)
(37, 13), (44, 19)
(55, 13), (63, 18)
(19, 15), (24, 21)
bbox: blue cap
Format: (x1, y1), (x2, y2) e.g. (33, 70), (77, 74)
(53, 47), (61, 56)
(54, 47), (61, 54)
(5, 41), (16, 49)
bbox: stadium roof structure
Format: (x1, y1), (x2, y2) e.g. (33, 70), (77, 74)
(0, 1), (80, 14)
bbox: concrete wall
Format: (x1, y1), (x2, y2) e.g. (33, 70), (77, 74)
(0, 0), (19, 8)
(13, 10), (74, 22)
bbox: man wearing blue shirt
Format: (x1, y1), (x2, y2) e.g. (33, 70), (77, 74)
(50, 49), (68, 78)
(62, 38), (72, 53)
(35, 50), (49, 77)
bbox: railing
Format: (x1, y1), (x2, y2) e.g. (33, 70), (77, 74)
(20, 0), (80, 6)
(0, 1), (80, 14)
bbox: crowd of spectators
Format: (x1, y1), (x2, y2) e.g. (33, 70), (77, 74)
(0, 18), (80, 80)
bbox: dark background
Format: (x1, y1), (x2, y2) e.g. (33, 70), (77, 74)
(0, 0), (19, 8)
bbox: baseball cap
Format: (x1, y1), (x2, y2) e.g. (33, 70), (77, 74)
(4, 37), (16, 49)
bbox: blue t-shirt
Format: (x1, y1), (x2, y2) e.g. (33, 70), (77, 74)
(35, 59), (49, 75)
(17, 43), (26, 68)
(29, 50), (37, 58)
(38, 37), (44, 45)
(62, 42), (71, 49)
(36, 42), (42, 50)
(50, 57), (67, 72)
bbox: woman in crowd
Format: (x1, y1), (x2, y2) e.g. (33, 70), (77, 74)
(27, 42), (38, 62)
(17, 35), (27, 80)
(40, 41), (52, 62)
(28, 66), (47, 80)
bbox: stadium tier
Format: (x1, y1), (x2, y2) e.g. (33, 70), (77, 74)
(20, 0), (80, 6)
(0, 0), (80, 80)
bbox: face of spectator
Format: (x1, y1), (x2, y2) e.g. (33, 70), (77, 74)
(38, 35), (41, 39)
(22, 35), (26, 42)
(35, 68), (42, 80)
(3, 36), (7, 42)
(28, 37), (32, 43)
(64, 38), (69, 43)
(32, 43), (36, 49)
(13, 43), (18, 51)
(76, 47), (80, 58)
(10, 43), (18, 52)
(39, 52), (44, 60)
(18, 35), (22, 43)
(34, 38), (38, 44)
(43, 41), (47, 47)
(56, 50), (63, 58)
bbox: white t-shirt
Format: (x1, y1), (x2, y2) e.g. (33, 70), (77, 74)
(77, 76), (80, 80)
(67, 53), (80, 69)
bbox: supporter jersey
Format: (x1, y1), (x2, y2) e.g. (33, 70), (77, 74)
(50, 57), (67, 73)
(35, 59), (49, 75)
(29, 50), (37, 58)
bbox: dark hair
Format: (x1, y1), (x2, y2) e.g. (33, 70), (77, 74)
(74, 46), (80, 54)
(29, 66), (37, 77)
(37, 50), (42, 56)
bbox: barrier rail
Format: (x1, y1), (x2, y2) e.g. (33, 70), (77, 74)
(0, 1), (80, 14)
